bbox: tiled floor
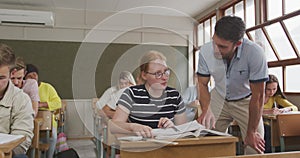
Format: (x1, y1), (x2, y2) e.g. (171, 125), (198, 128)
(67, 138), (98, 158)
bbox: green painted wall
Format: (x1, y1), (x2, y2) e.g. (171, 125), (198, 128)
(1, 39), (188, 99)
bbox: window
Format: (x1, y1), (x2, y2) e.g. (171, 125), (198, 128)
(246, 0), (255, 28)
(225, 7), (233, 16)
(268, 67), (283, 90)
(223, 0), (255, 29)
(265, 23), (297, 60)
(285, 0), (300, 14)
(286, 65), (300, 92)
(197, 24), (204, 46)
(204, 20), (211, 43)
(267, 0), (282, 20)
(284, 15), (300, 55)
(195, 0), (300, 93)
(196, 15), (216, 71)
(235, 1), (244, 21)
(249, 29), (278, 62)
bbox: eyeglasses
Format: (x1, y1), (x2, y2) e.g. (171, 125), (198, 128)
(146, 69), (171, 79)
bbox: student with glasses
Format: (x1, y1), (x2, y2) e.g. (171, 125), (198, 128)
(112, 50), (187, 138)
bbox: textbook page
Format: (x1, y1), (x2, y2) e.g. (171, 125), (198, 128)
(152, 120), (204, 136)
(0, 133), (24, 144)
(152, 120), (231, 140)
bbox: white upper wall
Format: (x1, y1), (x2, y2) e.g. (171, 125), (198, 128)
(0, 7), (194, 46)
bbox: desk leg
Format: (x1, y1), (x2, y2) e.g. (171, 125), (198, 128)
(271, 146), (276, 153)
(4, 151), (12, 158)
(0, 151), (4, 158)
(110, 144), (116, 158)
(30, 148), (35, 158)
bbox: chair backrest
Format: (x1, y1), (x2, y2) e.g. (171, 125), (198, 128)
(0, 150), (4, 158)
(31, 118), (43, 148)
(36, 110), (52, 131)
(56, 100), (67, 130)
(277, 113), (300, 137)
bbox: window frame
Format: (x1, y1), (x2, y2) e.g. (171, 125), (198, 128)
(195, 0), (300, 94)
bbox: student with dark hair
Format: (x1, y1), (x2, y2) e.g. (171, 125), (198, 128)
(263, 74), (298, 153)
(263, 74), (298, 114)
(25, 64), (62, 158)
(0, 43), (34, 158)
(197, 16), (268, 154)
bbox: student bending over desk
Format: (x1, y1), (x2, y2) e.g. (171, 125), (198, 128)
(112, 50), (187, 138)
(263, 74), (298, 115)
(10, 57), (40, 117)
(0, 43), (34, 158)
(24, 64), (62, 158)
(263, 74), (298, 153)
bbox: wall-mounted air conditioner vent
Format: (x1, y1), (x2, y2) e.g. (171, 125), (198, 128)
(0, 9), (54, 27)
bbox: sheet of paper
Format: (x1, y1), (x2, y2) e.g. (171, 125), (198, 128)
(0, 133), (24, 145)
(152, 120), (204, 136)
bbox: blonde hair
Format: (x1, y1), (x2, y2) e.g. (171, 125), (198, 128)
(119, 71), (136, 86)
(139, 50), (167, 84)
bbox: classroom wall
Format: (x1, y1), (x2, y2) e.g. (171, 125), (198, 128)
(286, 95), (300, 110)
(0, 6), (194, 99)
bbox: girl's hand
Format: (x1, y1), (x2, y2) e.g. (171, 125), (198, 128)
(278, 107), (291, 113)
(158, 117), (174, 128)
(272, 107), (281, 115)
(130, 123), (153, 138)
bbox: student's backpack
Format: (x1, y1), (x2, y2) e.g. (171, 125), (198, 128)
(54, 148), (80, 158)
(56, 132), (69, 152)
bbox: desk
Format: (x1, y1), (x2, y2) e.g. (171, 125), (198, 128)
(221, 151), (300, 158)
(263, 112), (300, 152)
(0, 136), (25, 158)
(263, 114), (279, 152)
(120, 136), (238, 158)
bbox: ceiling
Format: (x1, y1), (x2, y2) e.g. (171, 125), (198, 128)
(0, 0), (220, 17)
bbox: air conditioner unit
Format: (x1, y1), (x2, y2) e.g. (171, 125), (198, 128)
(0, 9), (54, 27)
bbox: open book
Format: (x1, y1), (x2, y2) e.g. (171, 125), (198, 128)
(152, 120), (231, 140)
(0, 133), (24, 144)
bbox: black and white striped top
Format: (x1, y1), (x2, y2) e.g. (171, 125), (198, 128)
(117, 84), (185, 129)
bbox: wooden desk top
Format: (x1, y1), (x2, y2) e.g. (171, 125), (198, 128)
(120, 136), (238, 149)
(224, 151), (300, 158)
(263, 111), (300, 120)
(120, 136), (238, 158)
(0, 136), (25, 153)
(263, 114), (277, 120)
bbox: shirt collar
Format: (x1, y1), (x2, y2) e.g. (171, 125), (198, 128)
(236, 38), (244, 59)
(0, 80), (14, 107)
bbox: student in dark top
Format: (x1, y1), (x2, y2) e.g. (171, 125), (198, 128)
(112, 50), (187, 138)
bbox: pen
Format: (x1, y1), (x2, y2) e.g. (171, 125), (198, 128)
(274, 101), (277, 108)
(161, 119), (180, 132)
(171, 126), (180, 132)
